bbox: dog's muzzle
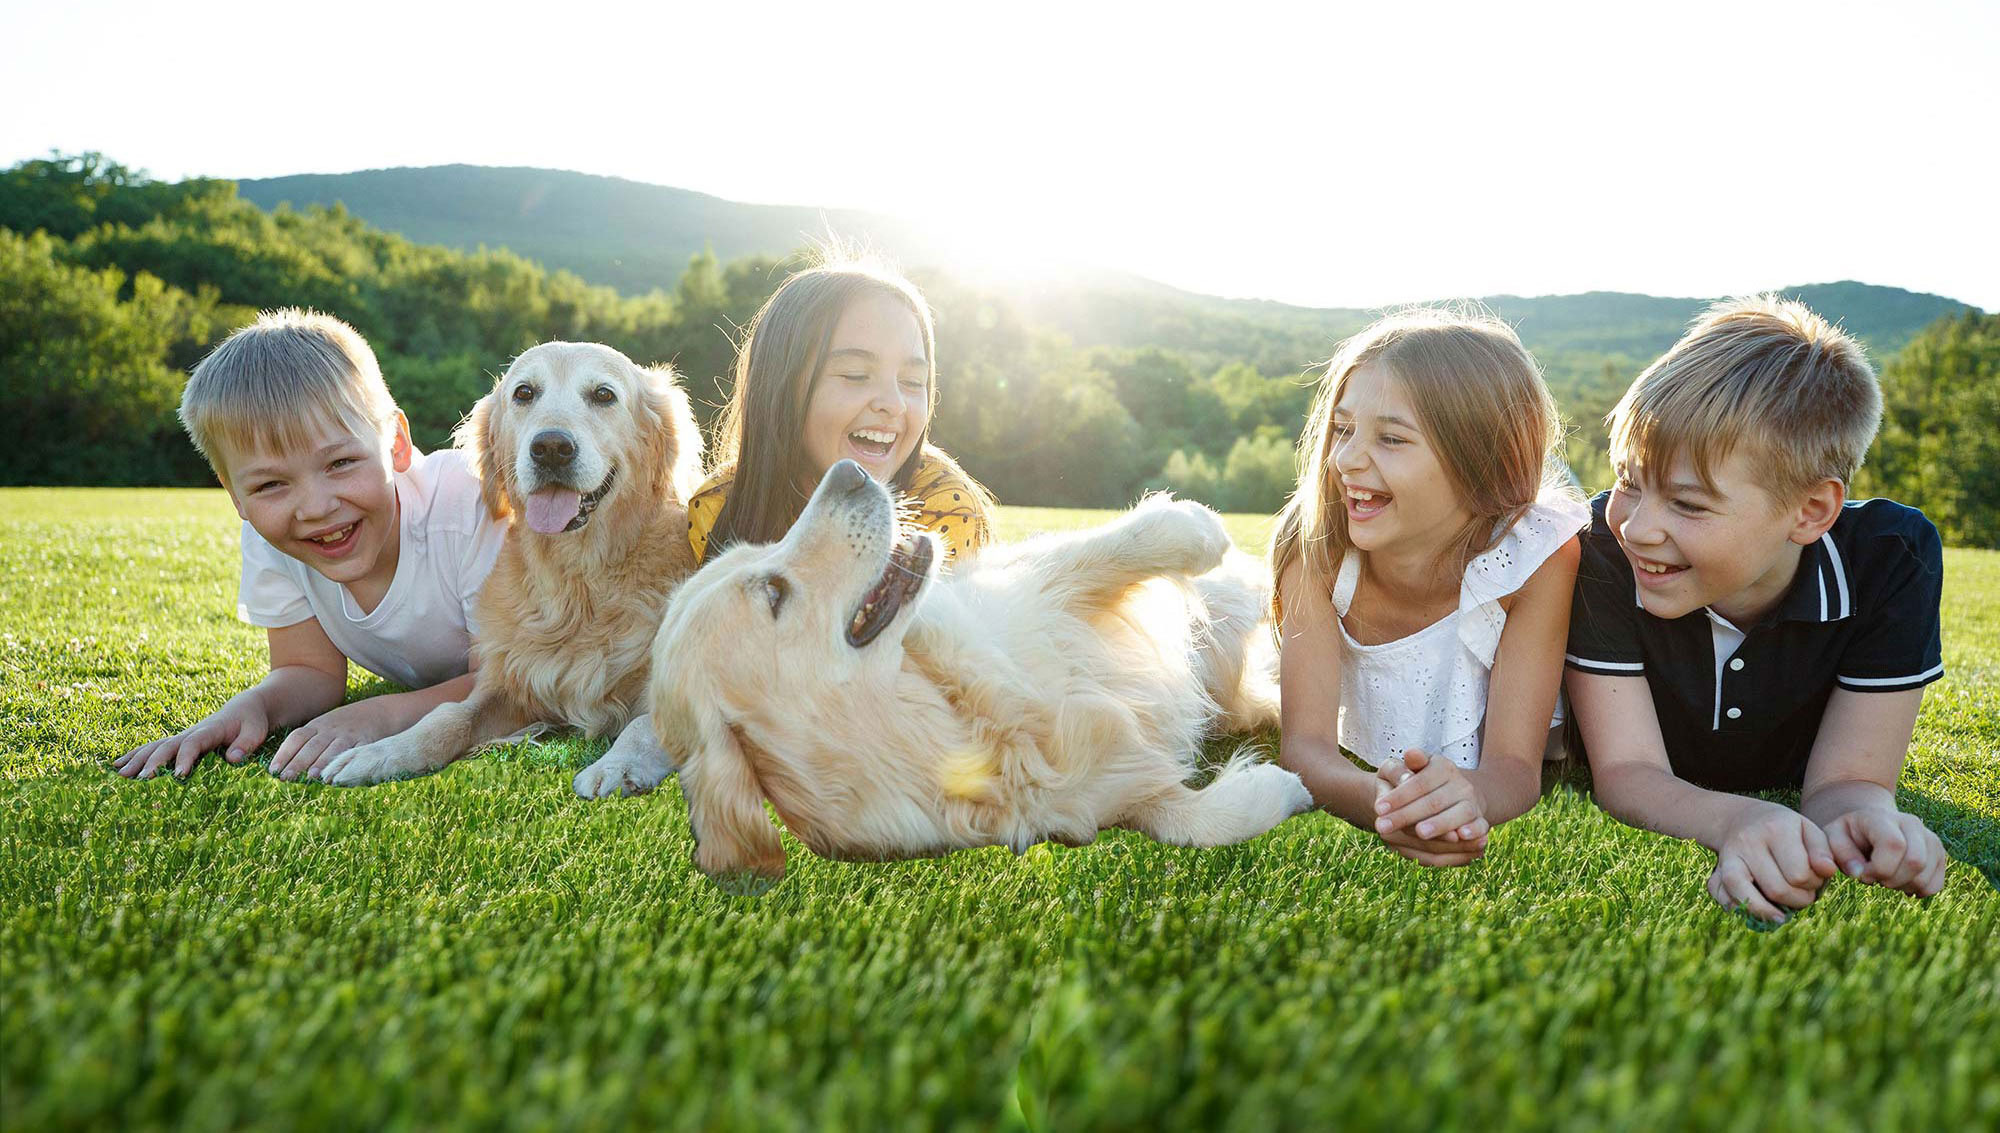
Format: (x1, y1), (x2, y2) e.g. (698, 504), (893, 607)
(846, 533), (934, 647)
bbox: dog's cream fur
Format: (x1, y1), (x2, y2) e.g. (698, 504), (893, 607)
(322, 342), (702, 786)
(621, 460), (1312, 891)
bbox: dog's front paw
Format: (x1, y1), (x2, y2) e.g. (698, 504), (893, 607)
(321, 738), (436, 787)
(1131, 496), (1231, 575)
(574, 752), (673, 799)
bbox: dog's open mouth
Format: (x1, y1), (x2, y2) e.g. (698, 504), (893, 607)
(523, 466), (616, 535)
(845, 533), (934, 648)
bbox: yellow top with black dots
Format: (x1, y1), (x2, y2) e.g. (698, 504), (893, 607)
(686, 454), (992, 563)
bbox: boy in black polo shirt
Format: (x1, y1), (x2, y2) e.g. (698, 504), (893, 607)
(1565, 296), (1948, 923)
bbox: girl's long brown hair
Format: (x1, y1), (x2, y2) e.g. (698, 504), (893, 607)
(1269, 308), (1565, 621)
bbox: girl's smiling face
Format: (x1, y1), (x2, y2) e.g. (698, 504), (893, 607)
(799, 292), (930, 487)
(1330, 363), (1473, 558)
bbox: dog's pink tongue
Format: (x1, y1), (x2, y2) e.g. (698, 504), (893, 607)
(524, 487), (581, 534)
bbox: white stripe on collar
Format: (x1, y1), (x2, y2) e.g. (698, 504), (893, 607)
(1819, 532), (1851, 620)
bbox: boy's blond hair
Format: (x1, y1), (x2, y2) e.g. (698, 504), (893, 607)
(179, 309), (400, 489)
(1609, 296), (1880, 505)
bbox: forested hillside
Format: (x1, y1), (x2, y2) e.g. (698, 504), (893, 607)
(6, 154), (1992, 542)
(240, 165), (948, 298)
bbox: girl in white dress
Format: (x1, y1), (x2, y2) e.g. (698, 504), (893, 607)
(1270, 309), (1587, 868)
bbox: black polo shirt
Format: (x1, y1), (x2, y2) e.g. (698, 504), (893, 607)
(1565, 491), (1944, 791)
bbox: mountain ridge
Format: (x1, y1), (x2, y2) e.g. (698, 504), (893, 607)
(236, 164), (1980, 347)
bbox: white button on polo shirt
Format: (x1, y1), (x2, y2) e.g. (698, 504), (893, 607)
(1726, 707), (1742, 719)
(1730, 658), (1745, 671)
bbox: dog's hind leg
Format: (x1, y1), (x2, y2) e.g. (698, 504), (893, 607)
(574, 712), (677, 799)
(1119, 759), (1313, 847)
(1192, 555), (1281, 732)
(1025, 496), (1232, 611)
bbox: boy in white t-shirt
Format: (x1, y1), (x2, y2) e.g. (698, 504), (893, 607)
(116, 309), (504, 782)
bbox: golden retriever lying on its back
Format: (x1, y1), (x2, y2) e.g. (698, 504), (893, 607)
(606, 459), (1313, 891)
(323, 342), (701, 785)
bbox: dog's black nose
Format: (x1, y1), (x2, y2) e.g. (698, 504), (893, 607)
(823, 459), (869, 495)
(530, 430), (577, 468)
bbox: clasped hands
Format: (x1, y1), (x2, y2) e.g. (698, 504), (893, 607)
(1709, 804), (1947, 923)
(1371, 748), (1489, 867)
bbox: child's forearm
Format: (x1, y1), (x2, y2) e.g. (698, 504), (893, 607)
(242, 665), (348, 729)
(1595, 763), (1781, 851)
(1801, 779), (1900, 829)
(1278, 736), (1379, 829)
(1466, 760), (1542, 828)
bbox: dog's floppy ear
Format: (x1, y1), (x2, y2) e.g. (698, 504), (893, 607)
(653, 664), (784, 894)
(453, 391), (511, 521)
(641, 363), (704, 506)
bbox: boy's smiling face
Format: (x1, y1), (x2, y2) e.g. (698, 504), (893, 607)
(222, 413), (412, 599)
(1606, 446), (1822, 625)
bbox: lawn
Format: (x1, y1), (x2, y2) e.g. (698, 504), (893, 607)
(3, 488), (1996, 1131)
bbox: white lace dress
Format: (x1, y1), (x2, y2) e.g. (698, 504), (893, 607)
(1332, 495), (1589, 769)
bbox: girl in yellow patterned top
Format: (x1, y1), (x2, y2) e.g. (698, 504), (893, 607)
(688, 259), (996, 563)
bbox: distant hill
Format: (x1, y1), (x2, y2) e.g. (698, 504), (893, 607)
(237, 165), (948, 296)
(238, 164), (1976, 371)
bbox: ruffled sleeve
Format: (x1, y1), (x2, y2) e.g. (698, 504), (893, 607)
(1455, 492), (1590, 667)
(906, 457), (991, 561)
(686, 475), (729, 562)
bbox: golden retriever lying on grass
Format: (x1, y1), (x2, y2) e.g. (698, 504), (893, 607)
(322, 342), (702, 786)
(598, 459), (1313, 891)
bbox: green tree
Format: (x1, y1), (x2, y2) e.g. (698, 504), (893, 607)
(1218, 429), (1297, 513)
(1208, 360), (1313, 437)
(1157, 449), (1224, 508)
(1862, 309), (2000, 547)
(0, 230), (224, 483)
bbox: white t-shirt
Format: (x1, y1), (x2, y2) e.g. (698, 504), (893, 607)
(1332, 493), (1590, 769)
(236, 448), (507, 689)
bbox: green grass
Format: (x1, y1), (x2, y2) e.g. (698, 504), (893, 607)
(4, 488), (1996, 1131)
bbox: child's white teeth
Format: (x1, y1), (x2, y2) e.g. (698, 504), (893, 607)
(852, 429), (895, 444)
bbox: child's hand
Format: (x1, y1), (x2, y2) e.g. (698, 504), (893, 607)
(268, 700), (396, 782)
(115, 698), (269, 780)
(1821, 809), (1948, 897)
(1379, 823), (1490, 867)
(1374, 749), (1489, 843)
(1707, 805), (1841, 923)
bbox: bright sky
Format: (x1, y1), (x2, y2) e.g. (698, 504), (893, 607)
(5, 0), (1995, 310)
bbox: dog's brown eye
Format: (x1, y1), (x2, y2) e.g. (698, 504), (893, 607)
(511, 384), (537, 404)
(762, 575), (789, 617)
(591, 385), (617, 405)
